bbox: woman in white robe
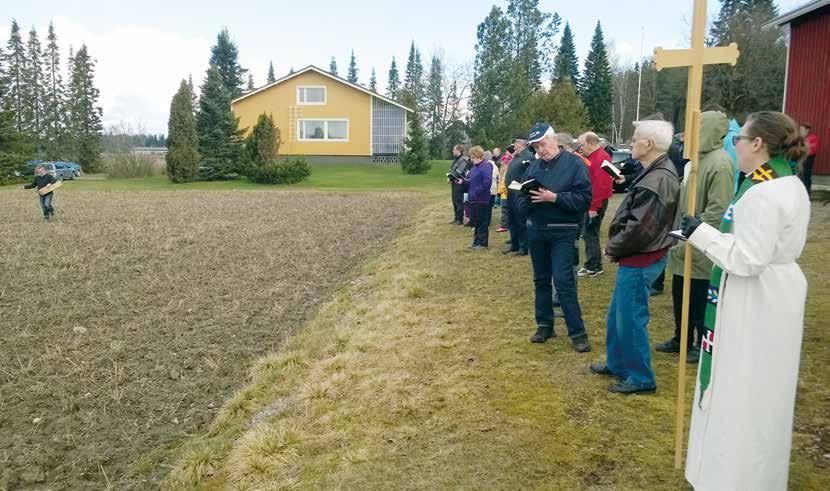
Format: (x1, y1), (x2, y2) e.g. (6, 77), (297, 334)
(681, 111), (811, 491)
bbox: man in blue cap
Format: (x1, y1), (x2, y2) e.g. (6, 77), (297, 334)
(517, 122), (593, 352)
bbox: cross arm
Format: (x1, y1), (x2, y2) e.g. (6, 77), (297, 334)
(653, 43), (740, 71)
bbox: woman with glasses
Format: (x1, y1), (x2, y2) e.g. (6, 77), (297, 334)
(680, 111), (811, 490)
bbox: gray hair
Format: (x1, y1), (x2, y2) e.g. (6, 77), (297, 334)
(633, 120), (674, 152)
(483, 150), (493, 161)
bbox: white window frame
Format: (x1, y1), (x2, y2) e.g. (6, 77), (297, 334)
(297, 118), (349, 142)
(296, 85), (326, 105)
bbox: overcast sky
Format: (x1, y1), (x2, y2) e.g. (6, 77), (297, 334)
(3, 0), (808, 134)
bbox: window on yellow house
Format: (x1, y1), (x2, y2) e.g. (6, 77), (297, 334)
(299, 119), (348, 141)
(297, 86), (326, 105)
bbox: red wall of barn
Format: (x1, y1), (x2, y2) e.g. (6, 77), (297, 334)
(785, 5), (830, 174)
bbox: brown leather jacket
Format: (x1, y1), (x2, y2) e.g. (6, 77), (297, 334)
(606, 153), (680, 259)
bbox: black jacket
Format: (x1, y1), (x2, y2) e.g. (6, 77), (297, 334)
(516, 150), (592, 229)
(606, 153), (680, 259)
(24, 174), (57, 194)
(504, 148), (534, 199)
(448, 155), (470, 181)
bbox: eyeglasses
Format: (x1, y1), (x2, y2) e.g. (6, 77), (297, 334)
(732, 135), (755, 146)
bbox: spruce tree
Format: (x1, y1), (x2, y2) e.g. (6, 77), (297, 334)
(187, 73), (197, 108)
(247, 73), (254, 90)
(66, 45), (103, 170)
(4, 20), (27, 132)
(267, 61), (276, 83)
(0, 107), (34, 184)
(470, 6), (513, 147)
(386, 57), (400, 99)
(399, 105), (430, 175)
(368, 67), (377, 91)
(329, 56), (338, 76)
(42, 22), (65, 160)
(347, 49), (358, 83)
(23, 27), (45, 151)
(196, 64), (242, 179)
(552, 22), (580, 89)
(425, 55), (444, 155)
(581, 22), (613, 135)
(241, 112), (280, 175)
(209, 28), (247, 99)
(166, 79), (200, 182)
(402, 42), (424, 109)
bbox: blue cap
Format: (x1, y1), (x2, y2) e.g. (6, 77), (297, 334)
(527, 122), (555, 143)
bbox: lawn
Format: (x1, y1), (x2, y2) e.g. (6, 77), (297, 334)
(11, 161), (453, 194)
(164, 195), (829, 490)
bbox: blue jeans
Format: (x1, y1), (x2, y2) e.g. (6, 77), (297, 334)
(39, 193), (54, 217)
(605, 257), (666, 388)
(528, 227), (587, 340)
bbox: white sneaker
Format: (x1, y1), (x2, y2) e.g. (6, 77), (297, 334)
(577, 267), (589, 277)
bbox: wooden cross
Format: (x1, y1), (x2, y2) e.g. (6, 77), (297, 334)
(652, 0), (740, 471)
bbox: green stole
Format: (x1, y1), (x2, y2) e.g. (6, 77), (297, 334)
(698, 156), (793, 407)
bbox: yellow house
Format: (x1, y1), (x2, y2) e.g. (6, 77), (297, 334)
(231, 65), (413, 163)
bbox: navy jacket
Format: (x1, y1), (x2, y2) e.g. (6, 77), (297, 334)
(463, 161), (493, 204)
(517, 150), (592, 229)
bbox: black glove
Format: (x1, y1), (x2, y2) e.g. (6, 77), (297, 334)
(680, 214), (703, 238)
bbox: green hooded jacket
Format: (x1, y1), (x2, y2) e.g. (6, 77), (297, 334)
(668, 111), (736, 279)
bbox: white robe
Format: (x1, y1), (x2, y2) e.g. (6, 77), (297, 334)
(684, 175), (811, 490)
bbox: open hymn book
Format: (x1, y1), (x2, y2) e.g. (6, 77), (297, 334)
(508, 178), (542, 194)
(600, 160), (623, 180)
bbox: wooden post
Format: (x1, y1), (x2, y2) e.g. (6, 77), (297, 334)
(651, 0), (739, 471)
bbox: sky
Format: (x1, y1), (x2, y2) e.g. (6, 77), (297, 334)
(3, 0), (809, 134)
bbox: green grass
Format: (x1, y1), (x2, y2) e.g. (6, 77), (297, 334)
(2, 161), (452, 194)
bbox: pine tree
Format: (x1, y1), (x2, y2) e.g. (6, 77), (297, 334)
(329, 56), (338, 76)
(22, 27), (45, 151)
(42, 22), (65, 159)
(581, 22), (613, 135)
(166, 79), (200, 182)
(196, 64), (242, 179)
(66, 44), (103, 171)
(209, 28), (247, 99)
(4, 20), (27, 132)
(386, 57), (400, 99)
(425, 55), (444, 150)
(519, 81), (589, 135)
(247, 73), (254, 90)
(368, 67), (377, 91)
(399, 107), (430, 174)
(347, 49), (358, 83)
(402, 42), (424, 109)
(241, 112), (280, 176)
(470, 6), (513, 147)
(505, 0), (560, 92)
(267, 61), (276, 84)
(188, 73), (197, 108)
(0, 107), (34, 184)
(552, 22), (580, 89)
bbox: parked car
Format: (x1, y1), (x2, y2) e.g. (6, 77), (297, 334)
(58, 161), (82, 177)
(54, 163), (76, 180)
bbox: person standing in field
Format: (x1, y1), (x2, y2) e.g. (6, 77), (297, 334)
(23, 165), (58, 220)
(682, 111), (811, 490)
(496, 144), (514, 232)
(503, 133), (533, 256)
(577, 131), (613, 278)
(799, 122), (819, 197)
(460, 146), (494, 249)
(448, 144), (470, 225)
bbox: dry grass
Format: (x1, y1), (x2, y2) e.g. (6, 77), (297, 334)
(0, 188), (419, 489)
(164, 195), (829, 490)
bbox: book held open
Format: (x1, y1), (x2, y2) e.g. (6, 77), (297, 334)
(601, 160), (623, 180)
(508, 178), (542, 194)
(668, 229), (688, 241)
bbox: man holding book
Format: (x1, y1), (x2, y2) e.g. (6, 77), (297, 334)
(590, 119), (679, 394)
(516, 122), (593, 352)
(577, 131), (614, 278)
(448, 144), (470, 225)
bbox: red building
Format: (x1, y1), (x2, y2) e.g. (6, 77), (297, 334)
(768, 0), (830, 174)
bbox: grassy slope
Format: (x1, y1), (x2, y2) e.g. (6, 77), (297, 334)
(164, 196), (829, 490)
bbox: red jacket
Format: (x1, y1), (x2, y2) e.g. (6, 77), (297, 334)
(587, 148), (613, 212)
(806, 133), (819, 157)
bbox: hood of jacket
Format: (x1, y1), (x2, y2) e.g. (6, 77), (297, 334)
(699, 111), (729, 155)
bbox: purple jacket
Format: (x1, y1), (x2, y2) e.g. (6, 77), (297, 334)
(464, 161), (493, 204)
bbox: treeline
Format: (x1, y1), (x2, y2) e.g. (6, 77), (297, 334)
(101, 132), (167, 152)
(0, 19), (103, 177)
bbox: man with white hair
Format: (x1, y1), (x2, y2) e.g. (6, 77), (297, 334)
(590, 119), (680, 394)
(517, 122), (593, 353)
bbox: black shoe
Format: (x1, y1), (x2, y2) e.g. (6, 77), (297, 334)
(608, 382), (656, 395)
(530, 327), (554, 343)
(687, 346), (701, 364)
(590, 363), (616, 377)
(572, 337), (591, 353)
(655, 337), (681, 353)
(516, 249), (528, 256)
(649, 288), (664, 297)
(502, 248), (519, 255)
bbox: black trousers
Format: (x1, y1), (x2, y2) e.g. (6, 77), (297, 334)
(582, 199), (608, 271)
(671, 274), (709, 346)
(800, 154), (814, 196)
(451, 183), (465, 222)
(506, 193), (527, 252)
(470, 202), (492, 247)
